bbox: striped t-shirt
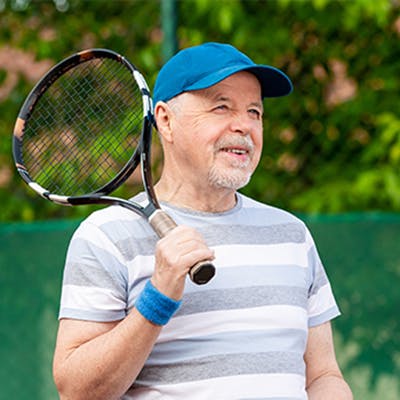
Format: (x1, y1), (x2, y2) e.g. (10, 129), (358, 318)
(59, 193), (340, 399)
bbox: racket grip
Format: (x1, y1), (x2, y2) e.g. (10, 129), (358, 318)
(149, 210), (216, 285)
(149, 209), (178, 238)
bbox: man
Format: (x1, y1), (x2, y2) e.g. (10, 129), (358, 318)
(53, 42), (352, 399)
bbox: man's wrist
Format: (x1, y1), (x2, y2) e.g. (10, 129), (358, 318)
(135, 280), (182, 325)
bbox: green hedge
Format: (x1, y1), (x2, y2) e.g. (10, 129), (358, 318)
(1, 0), (399, 221)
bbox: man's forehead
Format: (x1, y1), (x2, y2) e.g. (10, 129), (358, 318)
(196, 72), (262, 102)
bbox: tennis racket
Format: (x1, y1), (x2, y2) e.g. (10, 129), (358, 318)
(12, 48), (215, 285)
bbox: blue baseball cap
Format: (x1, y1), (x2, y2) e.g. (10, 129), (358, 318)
(153, 42), (293, 104)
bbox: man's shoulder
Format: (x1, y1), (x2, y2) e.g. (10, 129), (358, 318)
(80, 192), (146, 228)
(74, 202), (149, 244)
(81, 205), (137, 227)
(238, 193), (304, 225)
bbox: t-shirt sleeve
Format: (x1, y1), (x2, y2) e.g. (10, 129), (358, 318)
(305, 229), (341, 327)
(58, 220), (128, 322)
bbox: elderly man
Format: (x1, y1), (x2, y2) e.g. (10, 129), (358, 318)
(53, 42), (352, 400)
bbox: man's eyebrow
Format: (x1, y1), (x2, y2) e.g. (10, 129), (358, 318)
(249, 101), (264, 111)
(201, 87), (229, 101)
(200, 87), (263, 110)
(214, 95), (231, 102)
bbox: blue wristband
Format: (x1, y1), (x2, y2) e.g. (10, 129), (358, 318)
(135, 280), (182, 326)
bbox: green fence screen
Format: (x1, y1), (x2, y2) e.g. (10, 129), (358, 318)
(1, 214), (399, 399)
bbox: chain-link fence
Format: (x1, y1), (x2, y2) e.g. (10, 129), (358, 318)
(1, 1), (400, 223)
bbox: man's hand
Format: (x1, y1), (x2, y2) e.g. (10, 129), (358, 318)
(151, 225), (215, 300)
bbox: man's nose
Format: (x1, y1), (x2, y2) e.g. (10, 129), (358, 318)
(229, 113), (253, 135)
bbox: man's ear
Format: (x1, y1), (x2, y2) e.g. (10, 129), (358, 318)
(154, 101), (174, 143)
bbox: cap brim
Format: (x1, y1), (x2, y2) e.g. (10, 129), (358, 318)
(247, 66), (293, 98)
(186, 64), (293, 98)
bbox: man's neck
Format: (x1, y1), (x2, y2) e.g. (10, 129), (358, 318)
(154, 179), (237, 213)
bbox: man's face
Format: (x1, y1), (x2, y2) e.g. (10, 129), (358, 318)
(166, 71), (264, 191)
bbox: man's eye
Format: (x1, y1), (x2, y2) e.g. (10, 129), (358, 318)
(249, 109), (262, 118)
(214, 104), (228, 111)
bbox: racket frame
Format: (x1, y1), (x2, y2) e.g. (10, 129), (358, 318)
(13, 48), (143, 206)
(12, 48), (215, 284)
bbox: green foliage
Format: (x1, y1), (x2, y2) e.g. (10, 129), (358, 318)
(0, 0), (400, 221)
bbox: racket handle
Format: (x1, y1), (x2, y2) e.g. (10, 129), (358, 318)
(189, 260), (216, 285)
(149, 209), (178, 238)
(149, 210), (216, 285)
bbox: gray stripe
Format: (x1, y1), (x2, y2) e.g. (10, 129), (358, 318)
(309, 266), (328, 297)
(147, 329), (307, 366)
(98, 222), (306, 260)
(307, 248), (329, 297)
(136, 352), (304, 386)
(98, 219), (157, 260)
(64, 238), (127, 291)
(63, 262), (128, 294)
(200, 223), (306, 247)
(177, 286), (308, 317)
(113, 235), (156, 261)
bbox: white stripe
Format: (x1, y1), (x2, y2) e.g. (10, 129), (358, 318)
(126, 373), (306, 400)
(127, 257), (155, 290)
(28, 181), (49, 197)
(308, 283), (337, 318)
(85, 206), (139, 225)
(158, 305), (308, 343)
(134, 69), (150, 92)
(61, 284), (125, 311)
(72, 222), (127, 265)
(47, 193), (71, 205)
(215, 243), (310, 268)
(127, 241), (310, 287)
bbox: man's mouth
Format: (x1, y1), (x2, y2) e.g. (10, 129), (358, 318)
(221, 147), (249, 155)
(214, 136), (255, 166)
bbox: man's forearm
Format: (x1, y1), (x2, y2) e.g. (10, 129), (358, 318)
(307, 373), (353, 400)
(54, 310), (162, 400)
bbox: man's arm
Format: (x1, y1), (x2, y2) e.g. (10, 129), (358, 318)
(53, 225), (215, 400)
(53, 310), (162, 400)
(305, 321), (353, 400)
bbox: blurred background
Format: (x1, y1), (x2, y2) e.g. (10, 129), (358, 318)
(0, 0), (399, 398)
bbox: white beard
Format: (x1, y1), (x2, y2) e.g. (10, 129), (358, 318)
(208, 165), (252, 190)
(207, 135), (255, 190)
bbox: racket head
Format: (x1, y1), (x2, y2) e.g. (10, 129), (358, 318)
(12, 48), (153, 204)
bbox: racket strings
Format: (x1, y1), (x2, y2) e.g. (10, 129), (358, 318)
(21, 57), (144, 195)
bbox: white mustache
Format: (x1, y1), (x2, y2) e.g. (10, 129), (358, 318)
(214, 135), (255, 154)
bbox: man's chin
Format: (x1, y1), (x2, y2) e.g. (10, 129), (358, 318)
(208, 170), (252, 191)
